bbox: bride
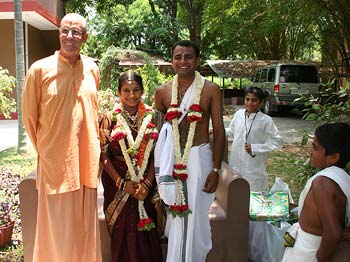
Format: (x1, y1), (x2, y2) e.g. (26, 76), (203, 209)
(99, 70), (163, 262)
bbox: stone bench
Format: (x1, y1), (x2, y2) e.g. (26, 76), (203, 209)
(19, 161), (250, 261)
(98, 161), (251, 261)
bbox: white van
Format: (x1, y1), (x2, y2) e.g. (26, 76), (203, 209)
(253, 63), (320, 114)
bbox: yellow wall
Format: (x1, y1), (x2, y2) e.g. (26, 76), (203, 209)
(0, 20), (16, 76)
(27, 24), (59, 67)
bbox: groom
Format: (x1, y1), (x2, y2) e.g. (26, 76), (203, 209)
(154, 40), (225, 261)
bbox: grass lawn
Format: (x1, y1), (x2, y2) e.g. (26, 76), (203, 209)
(267, 142), (311, 203)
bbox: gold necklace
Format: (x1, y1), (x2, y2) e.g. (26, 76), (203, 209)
(122, 106), (139, 132)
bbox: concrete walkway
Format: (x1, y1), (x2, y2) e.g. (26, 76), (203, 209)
(0, 120), (33, 152)
(0, 120), (19, 152)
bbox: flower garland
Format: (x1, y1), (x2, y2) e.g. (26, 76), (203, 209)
(165, 71), (203, 217)
(110, 102), (159, 231)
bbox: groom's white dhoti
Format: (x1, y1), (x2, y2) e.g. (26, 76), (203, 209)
(154, 73), (215, 261)
(164, 144), (215, 262)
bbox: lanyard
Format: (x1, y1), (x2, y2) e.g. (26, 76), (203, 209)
(245, 110), (258, 142)
(245, 111), (258, 158)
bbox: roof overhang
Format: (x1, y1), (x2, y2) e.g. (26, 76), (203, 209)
(0, 1), (60, 30)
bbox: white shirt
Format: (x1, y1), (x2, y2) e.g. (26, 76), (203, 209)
(226, 109), (283, 191)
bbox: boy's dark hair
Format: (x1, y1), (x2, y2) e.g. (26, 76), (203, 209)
(118, 70), (143, 93)
(171, 40), (200, 58)
(315, 122), (350, 168)
(245, 86), (266, 101)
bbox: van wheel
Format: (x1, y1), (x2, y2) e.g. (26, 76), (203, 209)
(263, 97), (272, 115)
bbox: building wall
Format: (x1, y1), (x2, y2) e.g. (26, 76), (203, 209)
(0, 21), (59, 75)
(37, 0), (64, 19)
(27, 24), (59, 67)
(0, 20), (16, 76)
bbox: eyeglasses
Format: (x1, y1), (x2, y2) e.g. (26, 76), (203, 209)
(59, 27), (85, 38)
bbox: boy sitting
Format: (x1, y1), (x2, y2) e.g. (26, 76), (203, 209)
(282, 122), (350, 261)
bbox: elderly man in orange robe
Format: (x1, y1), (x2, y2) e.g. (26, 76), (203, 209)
(22, 13), (101, 261)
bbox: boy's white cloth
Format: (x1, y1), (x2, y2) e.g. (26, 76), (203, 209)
(297, 166), (350, 224)
(281, 223), (321, 262)
(226, 109), (283, 191)
(282, 166), (350, 261)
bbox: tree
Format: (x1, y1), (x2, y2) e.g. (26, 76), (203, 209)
(67, 0), (184, 59)
(13, 0), (26, 154)
(178, 0), (205, 48)
(201, 0), (319, 60)
(310, 0), (350, 74)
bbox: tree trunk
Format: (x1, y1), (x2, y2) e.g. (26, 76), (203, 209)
(14, 0), (27, 153)
(183, 0), (205, 49)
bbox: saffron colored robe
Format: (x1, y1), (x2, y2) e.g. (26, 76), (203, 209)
(22, 51), (102, 261)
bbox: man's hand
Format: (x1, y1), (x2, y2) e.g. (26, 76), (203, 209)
(203, 171), (219, 193)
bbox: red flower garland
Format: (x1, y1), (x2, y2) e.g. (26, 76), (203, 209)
(165, 104), (182, 121)
(187, 104), (203, 123)
(169, 204), (191, 217)
(172, 163), (188, 181)
(137, 218), (155, 231)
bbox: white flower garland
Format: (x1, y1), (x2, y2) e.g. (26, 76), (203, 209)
(114, 110), (153, 180)
(170, 71), (202, 212)
(111, 103), (158, 229)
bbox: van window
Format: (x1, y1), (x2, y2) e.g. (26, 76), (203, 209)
(267, 68), (275, 82)
(260, 69), (268, 82)
(254, 70), (261, 83)
(280, 65), (318, 83)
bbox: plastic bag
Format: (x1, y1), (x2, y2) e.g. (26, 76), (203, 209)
(270, 177), (294, 204)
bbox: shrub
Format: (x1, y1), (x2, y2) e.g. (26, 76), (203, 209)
(303, 79), (350, 124)
(0, 68), (16, 119)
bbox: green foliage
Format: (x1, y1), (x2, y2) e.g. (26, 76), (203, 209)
(98, 45), (172, 109)
(303, 80), (350, 124)
(0, 68), (16, 119)
(298, 79), (350, 186)
(294, 157), (319, 188)
(0, 244), (23, 262)
(202, 0), (320, 60)
(137, 56), (172, 105)
(74, 0), (185, 60)
(98, 46), (125, 92)
(98, 89), (118, 115)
